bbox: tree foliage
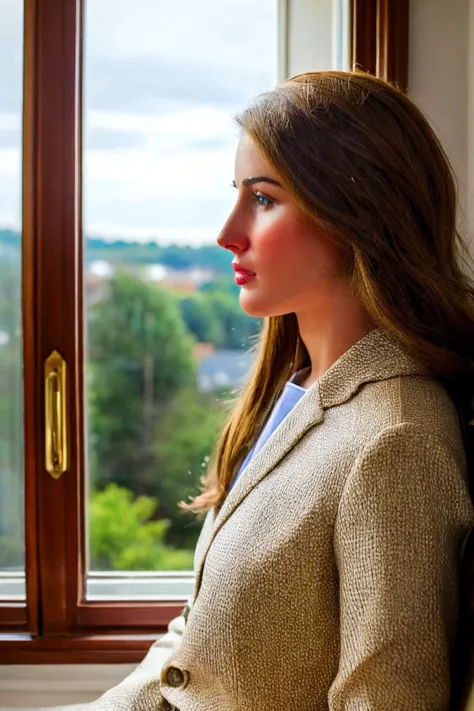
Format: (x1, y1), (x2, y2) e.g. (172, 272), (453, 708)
(180, 279), (260, 350)
(89, 484), (194, 570)
(88, 271), (197, 493)
(154, 386), (230, 549)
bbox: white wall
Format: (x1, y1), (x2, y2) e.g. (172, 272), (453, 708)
(286, 0), (334, 75)
(408, 0), (473, 248)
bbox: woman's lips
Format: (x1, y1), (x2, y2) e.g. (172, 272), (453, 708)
(232, 263), (256, 286)
(234, 272), (256, 286)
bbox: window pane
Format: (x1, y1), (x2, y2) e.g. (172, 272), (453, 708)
(82, 0), (277, 595)
(83, 0), (345, 598)
(0, 1), (24, 599)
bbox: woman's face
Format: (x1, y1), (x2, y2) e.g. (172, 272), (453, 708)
(217, 132), (349, 318)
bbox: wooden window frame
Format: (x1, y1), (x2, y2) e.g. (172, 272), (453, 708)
(352, 0), (409, 91)
(0, 0), (410, 664)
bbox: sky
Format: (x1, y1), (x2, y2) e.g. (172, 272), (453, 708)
(0, 0), (279, 246)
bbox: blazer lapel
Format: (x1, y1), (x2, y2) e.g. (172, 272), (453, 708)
(193, 382), (325, 597)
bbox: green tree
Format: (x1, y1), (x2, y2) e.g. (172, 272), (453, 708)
(180, 279), (261, 350)
(209, 291), (261, 349)
(199, 276), (240, 296)
(154, 386), (229, 550)
(87, 271), (197, 494)
(179, 293), (225, 346)
(89, 484), (194, 570)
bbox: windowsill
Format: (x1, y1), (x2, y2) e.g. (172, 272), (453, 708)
(0, 570), (193, 662)
(0, 662), (137, 707)
(0, 571), (195, 601)
(0, 633), (162, 665)
(85, 571), (195, 601)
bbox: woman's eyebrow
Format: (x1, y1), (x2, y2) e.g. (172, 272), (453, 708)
(232, 176), (282, 188)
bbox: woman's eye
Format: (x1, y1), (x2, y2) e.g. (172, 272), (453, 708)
(252, 192), (273, 209)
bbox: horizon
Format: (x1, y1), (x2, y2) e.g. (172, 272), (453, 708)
(0, 224), (225, 249)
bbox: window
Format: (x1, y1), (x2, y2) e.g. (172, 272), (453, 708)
(0, 0), (408, 663)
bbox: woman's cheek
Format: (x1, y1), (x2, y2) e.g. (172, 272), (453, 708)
(257, 220), (294, 264)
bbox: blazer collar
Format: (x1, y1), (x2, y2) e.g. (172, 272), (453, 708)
(193, 327), (430, 597)
(318, 326), (430, 408)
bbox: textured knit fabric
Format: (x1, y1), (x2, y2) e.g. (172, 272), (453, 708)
(230, 373), (306, 492)
(11, 328), (473, 711)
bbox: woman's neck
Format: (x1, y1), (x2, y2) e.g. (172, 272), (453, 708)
(295, 300), (375, 390)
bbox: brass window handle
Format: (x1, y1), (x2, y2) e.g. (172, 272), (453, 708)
(45, 350), (68, 479)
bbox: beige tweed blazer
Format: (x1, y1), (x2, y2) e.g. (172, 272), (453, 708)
(45, 327), (473, 711)
(155, 327), (474, 711)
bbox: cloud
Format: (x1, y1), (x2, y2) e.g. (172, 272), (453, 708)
(86, 105), (239, 144)
(84, 53), (273, 115)
(0, 0), (278, 244)
(83, 0), (277, 115)
(83, 131), (239, 244)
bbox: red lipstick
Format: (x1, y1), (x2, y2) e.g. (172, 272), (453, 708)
(232, 262), (256, 286)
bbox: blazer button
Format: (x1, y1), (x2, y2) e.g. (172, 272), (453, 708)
(162, 664), (189, 688)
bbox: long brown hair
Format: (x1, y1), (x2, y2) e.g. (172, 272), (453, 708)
(178, 70), (474, 519)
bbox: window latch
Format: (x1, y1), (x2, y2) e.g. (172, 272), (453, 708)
(45, 350), (68, 479)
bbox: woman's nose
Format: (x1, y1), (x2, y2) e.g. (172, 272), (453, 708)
(216, 224), (250, 254)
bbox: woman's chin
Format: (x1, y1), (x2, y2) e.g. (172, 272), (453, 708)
(238, 291), (273, 319)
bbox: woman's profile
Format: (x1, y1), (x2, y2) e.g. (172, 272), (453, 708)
(39, 70), (474, 711)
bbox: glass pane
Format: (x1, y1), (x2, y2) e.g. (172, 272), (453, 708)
(0, 0), (25, 598)
(83, 0), (345, 597)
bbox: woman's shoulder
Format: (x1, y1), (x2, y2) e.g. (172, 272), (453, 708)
(332, 376), (473, 527)
(360, 372), (462, 445)
(318, 372), (467, 489)
(346, 374), (471, 505)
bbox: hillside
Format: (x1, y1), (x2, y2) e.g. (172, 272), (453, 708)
(0, 229), (231, 273)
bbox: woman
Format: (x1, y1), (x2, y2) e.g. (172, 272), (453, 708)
(70, 71), (474, 711)
(159, 70), (474, 711)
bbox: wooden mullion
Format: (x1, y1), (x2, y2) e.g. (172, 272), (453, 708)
(351, 0), (377, 76)
(351, 0), (409, 90)
(376, 0), (409, 91)
(34, 0), (82, 636)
